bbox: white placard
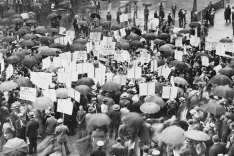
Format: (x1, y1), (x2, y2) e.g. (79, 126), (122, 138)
(175, 37), (183, 47)
(150, 59), (158, 72)
(127, 67), (142, 79)
(120, 28), (126, 37)
(90, 32), (102, 41)
(43, 89), (56, 102)
(98, 42), (116, 56)
(20, 87), (37, 102)
(174, 50), (183, 61)
(162, 86), (177, 99)
(141, 52), (151, 64)
(6, 64), (14, 80)
(42, 57), (51, 69)
(73, 51), (87, 61)
(57, 99), (73, 115)
(139, 82), (156, 96)
(201, 56), (209, 67)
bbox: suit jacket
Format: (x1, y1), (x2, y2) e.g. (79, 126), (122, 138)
(15, 119), (27, 139)
(90, 148), (106, 156)
(209, 143), (227, 156)
(228, 144), (234, 156)
(107, 14), (111, 21)
(55, 124), (69, 143)
(109, 110), (121, 125)
(26, 118), (39, 138)
(45, 116), (57, 135)
(110, 143), (125, 156)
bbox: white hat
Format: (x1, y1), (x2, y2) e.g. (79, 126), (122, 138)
(132, 95), (139, 102)
(151, 149), (160, 155)
(17, 113), (23, 117)
(189, 109), (197, 115)
(96, 140), (104, 147)
(57, 118), (63, 124)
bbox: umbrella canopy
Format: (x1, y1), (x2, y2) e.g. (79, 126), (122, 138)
(160, 126), (185, 145)
(184, 130), (211, 141)
(189, 22), (201, 27)
(155, 82), (163, 94)
(101, 82), (121, 92)
(74, 85), (91, 95)
(26, 19), (37, 24)
(111, 25), (122, 30)
(218, 68), (234, 77)
(38, 36), (51, 42)
(48, 28), (58, 34)
(127, 33), (141, 40)
(212, 85), (234, 99)
(130, 40), (144, 48)
(124, 112), (143, 128)
(73, 38), (87, 45)
(220, 37), (233, 43)
(178, 29), (191, 34)
(142, 33), (157, 40)
(40, 48), (58, 56)
(140, 102), (160, 114)
(6, 55), (21, 64)
(35, 28), (48, 34)
(169, 60), (189, 70)
(142, 2), (152, 6)
(21, 57), (38, 67)
(209, 74), (232, 85)
(15, 77), (33, 87)
(146, 95), (166, 107)
(117, 42), (130, 50)
(131, 27), (142, 36)
(1, 18), (10, 25)
(200, 102), (226, 115)
(33, 97), (54, 110)
(154, 39), (164, 45)
(158, 33), (169, 40)
(47, 13), (58, 19)
(15, 29), (28, 36)
(173, 77), (188, 86)
(3, 138), (28, 156)
(0, 81), (19, 92)
(56, 88), (68, 99)
(90, 13), (101, 19)
(195, 52), (210, 59)
(12, 18), (24, 24)
(87, 113), (111, 131)
(2, 36), (17, 43)
(22, 34), (37, 40)
(77, 77), (95, 87)
(20, 40), (34, 47)
(0, 49), (9, 54)
(157, 59), (165, 67)
(49, 43), (64, 49)
(70, 44), (86, 51)
(159, 45), (174, 57)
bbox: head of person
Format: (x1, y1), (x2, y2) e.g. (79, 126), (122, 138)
(57, 118), (63, 125)
(91, 97), (97, 104)
(212, 135), (220, 143)
(116, 137), (121, 143)
(102, 98), (108, 104)
(79, 105), (84, 111)
(96, 140), (104, 148)
(17, 113), (24, 119)
(28, 111), (35, 119)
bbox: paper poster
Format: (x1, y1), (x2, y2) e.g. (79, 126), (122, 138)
(127, 67), (142, 79)
(226, 43), (234, 53)
(141, 52), (151, 64)
(151, 40), (154, 51)
(120, 28), (126, 37)
(150, 59), (158, 72)
(53, 57), (62, 68)
(73, 51), (87, 61)
(86, 42), (93, 53)
(157, 65), (166, 77)
(201, 56), (209, 66)
(57, 99), (73, 115)
(214, 65), (222, 73)
(36, 72), (52, 89)
(68, 88), (80, 102)
(6, 64), (13, 80)
(98, 42), (116, 56)
(95, 63), (106, 85)
(205, 42), (212, 51)
(162, 86), (177, 99)
(120, 14), (124, 23)
(59, 27), (66, 35)
(123, 14), (128, 22)
(175, 37), (183, 47)
(112, 75), (127, 85)
(173, 27), (183, 33)
(103, 36), (113, 43)
(216, 43), (226, 56)
(90, 32), (102, 41)
(43, 89), (56, 102)
(162, 66), (171, 79)
(1, 60), (4, 73)
(20, 87), (37, 102)
(139, 82), (156, 96)
(148, 18), (159, 30)
(42, 57), (51, 69)
(174, 50), (183, 61)
(21, 13), (29, 19)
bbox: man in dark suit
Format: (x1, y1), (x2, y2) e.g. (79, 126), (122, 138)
(106, 12), (112, 31)
(45, 112), (57, 136)
(109, 104), (121, 139)
(73, 15), (80, 39)
(209, 135), (227, 156)
(90, 140), (106, 156)
(15, 113), (27, 140)
(26, 112), (39, 154)
(109, 138), (126, 156)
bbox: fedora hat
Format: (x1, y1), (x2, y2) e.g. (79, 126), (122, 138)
(112, 104), (120, 111)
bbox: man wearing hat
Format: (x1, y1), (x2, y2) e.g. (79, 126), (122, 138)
(109, 137), (125, 156)
(26, 111), (39, 154)
(55, 118), (70, 155)
(15, 113), (27, 140)
(109, 104), (121, 139)
(209, 135), (227, 156)
(91, 140), (106, 156)
(45, 112), (57, 136)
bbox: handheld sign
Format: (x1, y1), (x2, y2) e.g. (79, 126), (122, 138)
(20, 87), (37, 102)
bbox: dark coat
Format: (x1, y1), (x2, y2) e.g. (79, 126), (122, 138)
(225, 7), (231, 19)
(90, 148), (106, 156)
(107, 14), (111, 21)
(110, 143), (125, 156)
(26, 118), (39, 139)
(73, 18), (79, 31)
(209, 143), (227, 156)
(109, 110), (121, 126)
(15, 119), (27, 139)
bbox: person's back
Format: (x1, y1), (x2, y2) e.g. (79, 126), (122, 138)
(45, 114), (57, 135)
(55, 123), (69, 143)
(110, 138), (125, 156)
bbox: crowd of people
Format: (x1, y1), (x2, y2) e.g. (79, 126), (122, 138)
(1, 0), (234, 156)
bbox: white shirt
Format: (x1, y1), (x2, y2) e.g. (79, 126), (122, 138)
(101, 104), (108, 114)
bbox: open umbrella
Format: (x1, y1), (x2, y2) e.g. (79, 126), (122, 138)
(131, 27), (142, 36)
(142, 33), (157, 40)
(12, 18), (24, 24)
(74, 85), (91, 95)
(158, 33), (169, 40)
(220, 37), (233, 43)
(159, 45), (174, 57)
(2, 36), (17, 43)
(200, 102), (226, 115)
(86, 113), (111, 131)
(212, 85), (234, 99)
(154, 39), (164, 46)
(56, 88), (68, 99)
(130, 40), (144, 48)
(38, 36), (51, 42)
(189, 22), (201, 27)
(173, 77), (188, 86)
(77, 77), (95, 87)
(47, 13), (58, 19)
(101, 82), (121, 92)
(73, 38), (87, 45)
(1, 18), (10, 25)
(26, 19), (37, 24)
(156, 59), (165, 67)
(21, 57), (38, 67)
(33, 97), (53, 110)
(6, 55), (21, 64)
(15, 29), (28, 36)
(218, 68), (234, 77)
(117, 42), (130, 50)
(90, 12), (101, 19)
(195, 52), (210, 59)
(169, 60), (189, 70)
(20, 40), (34, 47)
(15, 77), (33, 87)
(40, 48), (58, 56)
(0, 81), (19, 92)
(146, 95), (166, 107)
(22, 34), (37, 40)
(160, 126), (185, 145)
(49, 43), (64, 49)
(142, 2), (152, 6)
(209, 74), (232, 85)
(127, 32), (141, 40)
(70, 44), (86, 51)
(124, 112), (143, 128)
(111, 25), (122, 30)
(140, 102), (160, 114)
(178, 29), (191, 34)
(35, 28), (48, 34)
(3, 138), (28, 156)
(0, 49), (9, 54)
(184, 130), (211, 141)
(48, 28), (58, 34)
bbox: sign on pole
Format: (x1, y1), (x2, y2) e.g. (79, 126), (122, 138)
(57, 99), (73, 115)
(20, 87), (37, 102)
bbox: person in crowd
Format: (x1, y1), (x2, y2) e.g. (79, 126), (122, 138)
(224, 5), (231, 23)
(90, 140), (106, 156)
(76, 105), (86, 138)
(107, 12), (112, 31)
(117, 8), (122, 24)
(171, 1), (177, 19)
(15, 113), (27, 140)
(144, 6), (149, 29)
(209, 135), (227, 156)
(55, 118), (70, 155)
(109, 104), (121, 139)
(95, 0), (100, 14)
(110, 137), (126, 156)
(167, 13), (173, 26)
(45, 112), (57, 136)
(26, 112), (39, 154)
(178, 8), (184, 28)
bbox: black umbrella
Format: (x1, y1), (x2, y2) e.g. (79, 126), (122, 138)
(131, 27), (142, 36)
(90, 13), (101, 19)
